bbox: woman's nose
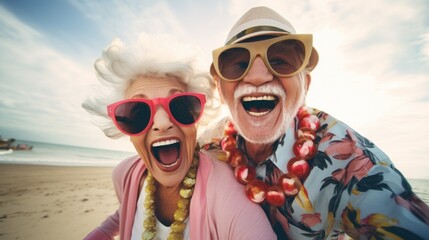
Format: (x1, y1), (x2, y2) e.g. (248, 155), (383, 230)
(242, 56), (273, 85)
(151, 106), (174, 132)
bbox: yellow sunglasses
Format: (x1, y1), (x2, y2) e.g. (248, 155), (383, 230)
(212, 34), (313, 81)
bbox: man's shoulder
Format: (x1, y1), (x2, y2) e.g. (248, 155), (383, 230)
(310, 106), (355, 136)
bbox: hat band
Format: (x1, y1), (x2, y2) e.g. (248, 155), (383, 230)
(226, 26), (290, 45)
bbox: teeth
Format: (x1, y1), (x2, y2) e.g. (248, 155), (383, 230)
(161, 160), (179, 168)
(248, 111), (270, 117)
(242, 95), (276, 102)
(242, 95), (275, 117)
(152, 139), (179, 147)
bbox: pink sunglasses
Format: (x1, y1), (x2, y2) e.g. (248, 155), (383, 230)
(107, 92), (206, 136)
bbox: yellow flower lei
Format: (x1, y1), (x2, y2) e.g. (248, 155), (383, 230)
(142, 152), (199, 240)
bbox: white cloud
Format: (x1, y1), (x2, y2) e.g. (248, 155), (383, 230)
(0, 5), (131, 151)
(421, 31), (429, 63)
(69, 0), (186, 43)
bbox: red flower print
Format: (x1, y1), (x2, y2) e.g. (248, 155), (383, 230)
(301, 212), (321, 227)
(325, 130), (363, 160)
(332, 155), (374, 185)
(320, 132), (335, 144)
(395, 193), (429, 225)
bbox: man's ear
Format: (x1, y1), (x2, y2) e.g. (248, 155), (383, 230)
(304, 73), (311, 92)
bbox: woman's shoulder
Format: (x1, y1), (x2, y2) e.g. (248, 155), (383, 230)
(195, 150), (277, 240)
(112, 154), (141, 185)
(113, 154), (140, 172)
(199, 150), (234, 177)
(198, 150), (243, 191)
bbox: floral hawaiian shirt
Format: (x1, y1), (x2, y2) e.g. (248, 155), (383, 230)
(200, 106), (429, 240)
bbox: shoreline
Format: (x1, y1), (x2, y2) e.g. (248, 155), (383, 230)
(0, 163), (118, 240)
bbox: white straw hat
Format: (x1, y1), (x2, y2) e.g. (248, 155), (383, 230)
(224, 6), (318, 71)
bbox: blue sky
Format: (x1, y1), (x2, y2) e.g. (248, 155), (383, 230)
(0, 0), (428, 178)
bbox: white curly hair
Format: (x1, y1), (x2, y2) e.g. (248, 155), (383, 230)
(82, 33), (221, 139)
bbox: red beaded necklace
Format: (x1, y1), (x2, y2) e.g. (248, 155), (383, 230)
(220, 106), (320, 206)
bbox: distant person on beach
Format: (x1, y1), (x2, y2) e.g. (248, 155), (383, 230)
(82, 33), (276, 240)
(202, 6), (429, 239)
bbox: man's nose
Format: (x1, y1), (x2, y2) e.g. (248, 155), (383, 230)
(151, 106), (174, 132)
(242, 56), (273, 85)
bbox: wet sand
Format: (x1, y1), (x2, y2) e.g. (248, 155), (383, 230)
(0, 164), (118, 240)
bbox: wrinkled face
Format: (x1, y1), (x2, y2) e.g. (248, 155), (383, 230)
(125, 76), (197, 188)
(217, 56), (308, 144)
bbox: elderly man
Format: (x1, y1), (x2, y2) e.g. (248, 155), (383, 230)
(204, 6), (429, 239)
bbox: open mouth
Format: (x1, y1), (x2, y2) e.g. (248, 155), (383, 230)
(241, 95), (279, 117)
(151, 139), (181, 168)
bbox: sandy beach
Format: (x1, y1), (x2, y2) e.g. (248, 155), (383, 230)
(1, 163), (427, 240)
(0, 164), (118, 240)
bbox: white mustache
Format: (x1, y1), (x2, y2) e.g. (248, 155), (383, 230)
(234, 84), (286, 101)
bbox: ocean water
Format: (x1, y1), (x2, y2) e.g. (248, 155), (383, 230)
(0, 140), (428, 204)
(0, 140), (134, 167)
(407, 178), (429, 205)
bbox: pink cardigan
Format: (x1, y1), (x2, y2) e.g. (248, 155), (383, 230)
(84, 151), (276, 240)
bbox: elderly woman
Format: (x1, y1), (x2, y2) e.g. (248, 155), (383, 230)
(82, 33), (276, 240)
